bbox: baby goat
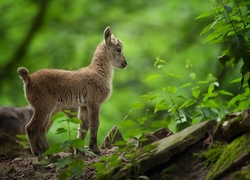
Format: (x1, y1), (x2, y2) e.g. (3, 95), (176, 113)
(18, 27), (127, 158)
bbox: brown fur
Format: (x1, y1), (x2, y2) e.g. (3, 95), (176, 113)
(17, 27), (127, 158)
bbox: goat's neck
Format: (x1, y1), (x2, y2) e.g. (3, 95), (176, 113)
(89, 44), (113, 80)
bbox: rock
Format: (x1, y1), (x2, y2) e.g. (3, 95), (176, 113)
(152, 127), (173, 139)
(111, 120), (217, 179)
(100, 126), (124, 149)
(214, 109), (250, 141)
(207, 133), (250, 180)
(240, 109), (250, 132)
(0, 133), (30, 157)
(139, 128), (173, 147)
(221, 120), (241, 141)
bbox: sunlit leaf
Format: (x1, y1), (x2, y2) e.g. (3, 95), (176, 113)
(120, 120), (137, 128)
(189, 72), (196, 80)
(180, 82), (192, 88)
(146, 74), (160, 81)
(203, 33), (223, 44)
(167, 86), (178, 93)
(131, 102), (144, 109)
(192, 86), (200, 99)
(230, 77), (242, 83)
(195, 11), (214, 20)
(179, 99), (196, 109)
(68, 118), (82, 124)
(219, 90), (233, 96)
(154, 99), (169, 113)
(44, 143), (65, 155)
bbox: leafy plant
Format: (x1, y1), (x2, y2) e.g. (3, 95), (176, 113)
(16, 134), (30, 149)
(125, 57), (233, 133)
(43, 112), (93, 179)
(196, 0), (250, 88)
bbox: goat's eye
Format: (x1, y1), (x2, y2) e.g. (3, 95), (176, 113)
(116, 48), (121, 52)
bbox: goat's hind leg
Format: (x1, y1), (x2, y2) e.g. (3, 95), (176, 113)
(75, 106), (89, 155)
(26, 110), (50, 158)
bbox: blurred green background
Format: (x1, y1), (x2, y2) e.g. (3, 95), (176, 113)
(0, 0), (242, 145)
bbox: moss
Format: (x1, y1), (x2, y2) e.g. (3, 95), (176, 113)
(230, 165), (250, 180)
(197, 141), (224, 167)
(160, 165), (176, 179)
(206, 133), (250, 180)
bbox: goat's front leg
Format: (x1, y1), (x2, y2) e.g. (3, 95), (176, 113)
(87, 104), (101, 155)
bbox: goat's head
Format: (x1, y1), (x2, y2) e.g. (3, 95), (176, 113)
(104, 26), (127, 69)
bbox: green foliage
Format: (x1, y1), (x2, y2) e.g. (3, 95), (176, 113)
(124, 58), (235, 133)
(16, 134), (29, 149)
(197, 0), (250, 88)
(44, 112), (89, 179)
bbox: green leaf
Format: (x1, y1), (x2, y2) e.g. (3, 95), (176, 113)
(68, 158), (85, 176)
(203, 99), (219, 109)
(52, 112), (66, 121)
(166, 73), (180, 78)
(56, 157), (72, 170)
(44, 143), (65, 156)
(56, 127), (67, 134)
(192, 86), (201, 99)
(203, 33), (223, 44)
(189, 72), (196, 80)
(58, 170), (72, 180)
(154, 99), (169, 113)
(120, 120), (137, 128)
(167, 86), (178, 93)
(140, 93), (160, 101)
(70, 139), (85, 151)
(230, 77), (242, 83)
(223, 4), (233, 14)
(146, 74), (160, 81)
(180, 82), (192, 88)
(68, 117), (82, 124)
(114, 140), (127, 147)
(179, 99), (197, 109)
(131, 102), (144, 109)
(200, 24), (211, 36)
(218, 90), (233, 96)
(195, 11), (214, 20)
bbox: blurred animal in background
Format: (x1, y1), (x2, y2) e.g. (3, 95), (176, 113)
(0, 105), (77, 141)
(0, 105), (33, 140)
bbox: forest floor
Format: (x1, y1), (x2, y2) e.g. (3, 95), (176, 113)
(0, 141), (214, 180)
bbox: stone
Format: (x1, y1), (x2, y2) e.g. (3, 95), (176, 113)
(111, 120), (217, 179)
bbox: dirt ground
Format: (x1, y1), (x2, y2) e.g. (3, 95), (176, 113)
(0, 141), (212, 180)
(0, 148), (112, 180)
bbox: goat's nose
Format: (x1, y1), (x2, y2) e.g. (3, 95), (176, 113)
(122, 61), (127, 67)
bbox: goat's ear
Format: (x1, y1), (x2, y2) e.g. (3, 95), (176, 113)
(104, 26), (111, 45)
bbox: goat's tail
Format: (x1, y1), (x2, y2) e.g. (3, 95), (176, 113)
(17, 67), (30, 83)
